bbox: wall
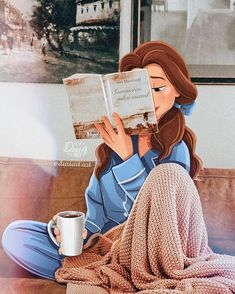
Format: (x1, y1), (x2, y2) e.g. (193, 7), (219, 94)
(0, 82), (234, 168)
(185, 85), (235, 169)
(0, 82), (99, 162)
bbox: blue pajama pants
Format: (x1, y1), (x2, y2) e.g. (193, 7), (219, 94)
(1, 220), (65, 280)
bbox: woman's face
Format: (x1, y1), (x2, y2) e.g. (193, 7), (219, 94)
(144, 63), (180, 120)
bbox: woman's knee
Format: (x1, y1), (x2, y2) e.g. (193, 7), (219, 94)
(1, 220), (61, 280)
(150, 162), (188, 178)
(1, 220), (23, 251)
(145, 162), (192, 192)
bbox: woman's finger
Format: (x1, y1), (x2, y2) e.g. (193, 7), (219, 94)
(94, 123), (113, 144)
(56, 234), (62, 244)
(82, 228), (88, 240)
(58, 247), (62, 255)
(52, 214), (57, 222)
(113, 112), (125, 134)
(102, 116), (116, 138)
(54, 227), (60, 235)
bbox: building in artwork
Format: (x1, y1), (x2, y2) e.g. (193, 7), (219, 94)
(0, 0), (23, 34)
(75, 0), (119, 24)
(70, 0), (120, 49)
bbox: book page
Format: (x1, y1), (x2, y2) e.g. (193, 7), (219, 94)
(63, 75), (108, 139)
(64, 73), (101, 80)
(105, 69), (158, 134)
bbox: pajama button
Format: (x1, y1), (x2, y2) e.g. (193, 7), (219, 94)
(123, 212), (128, 217)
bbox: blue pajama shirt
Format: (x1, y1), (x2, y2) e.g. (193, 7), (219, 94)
(83, 135), (190, 244)
(1, 135), (190, 280)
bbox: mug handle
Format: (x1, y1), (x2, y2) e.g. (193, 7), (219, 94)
(47, 220), (60, 247)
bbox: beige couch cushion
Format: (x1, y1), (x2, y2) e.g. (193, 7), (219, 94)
(195, 168), (235, 255)
(0, 157), (234, 293)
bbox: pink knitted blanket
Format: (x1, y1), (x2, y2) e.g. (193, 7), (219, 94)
(55, 163), (235, 293)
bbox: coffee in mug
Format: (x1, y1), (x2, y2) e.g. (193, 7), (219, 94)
(47, 211), (85, 256)
(61, 213), (82, 218)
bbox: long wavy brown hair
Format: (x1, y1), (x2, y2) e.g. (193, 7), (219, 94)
(94, 41), (202, 179)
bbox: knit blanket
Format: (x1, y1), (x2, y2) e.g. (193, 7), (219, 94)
(55, 163), (235, 294)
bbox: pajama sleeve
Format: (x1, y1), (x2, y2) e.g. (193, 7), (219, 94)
(84, 173), (110, 244)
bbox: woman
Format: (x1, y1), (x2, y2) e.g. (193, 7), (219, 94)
(54, 42), (235, 292)
(2, 42), (234, 290)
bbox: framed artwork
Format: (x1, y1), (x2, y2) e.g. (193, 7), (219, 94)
(133, 0), (235, 84)
(0, 0), (120, 83)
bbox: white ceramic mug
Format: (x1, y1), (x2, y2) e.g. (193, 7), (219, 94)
(47, 210), (85, 256)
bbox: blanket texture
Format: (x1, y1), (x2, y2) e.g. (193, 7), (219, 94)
(55, 163), (235, 293)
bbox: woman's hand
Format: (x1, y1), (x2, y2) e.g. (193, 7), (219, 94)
(94, 112), (133, 160)
(52, 214), (88, 255)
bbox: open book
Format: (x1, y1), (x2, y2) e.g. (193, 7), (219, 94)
(63, 69), (158, 139)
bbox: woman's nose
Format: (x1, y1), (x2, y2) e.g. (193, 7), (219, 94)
(152, 95), (159, 106)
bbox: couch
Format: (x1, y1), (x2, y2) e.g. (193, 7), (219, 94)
(0, 157), (234, 294)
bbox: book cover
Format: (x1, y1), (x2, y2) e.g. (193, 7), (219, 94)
(63, 69), (158, 139)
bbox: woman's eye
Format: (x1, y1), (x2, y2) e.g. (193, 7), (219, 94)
(152, 86), (166, 92)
